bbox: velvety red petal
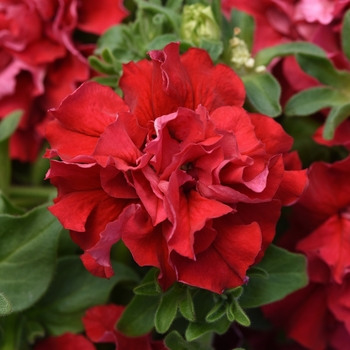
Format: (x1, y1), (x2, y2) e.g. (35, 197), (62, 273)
(164, 179), (233, 259)
(263, 283), (329, 350)
(47, 161), (129, 252)
(43, 52), (90, 111)
(329, 321), (350, 350)
(83, 304), (123, 343)
(250, 113), (294, 155)
(172, 219), (262, 293)
(119, 59), (153, 127)
(297, 215), (350, 284)
(327, 278), (350, 333)
(87, 204), (138, 270)
(34, 333), (95, 350)
(274, 168), (308, 206)
(148, 43), (194, 118)
(84, 304), (157, 349)
(314, 119), (350, 150)
(47, 81), (129, 160)
(181, 47), (246, 109)
(236, 200), (281, 263)
(121, 211), (177, 290)
(100, 165), (138, 199)
(132, 168), (167, 225)
(93, 112), (146, 169)
(210, 106), (261, 154)
(77, 0), (128, 35)
(81, 253), (114, 278)
(293, 158), (350, 232)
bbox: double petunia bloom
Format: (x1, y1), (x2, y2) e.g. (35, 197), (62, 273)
(45, 43), (307, 294)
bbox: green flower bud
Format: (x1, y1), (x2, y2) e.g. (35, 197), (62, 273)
(180, 4), (220, 46)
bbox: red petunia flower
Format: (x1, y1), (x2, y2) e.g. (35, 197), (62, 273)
(46, 42), (307, 293)
(34, 332), (96, 350)
(83, 304), (166, 350)
(0, 0), (128, 162)
(263, 157), (350, 350)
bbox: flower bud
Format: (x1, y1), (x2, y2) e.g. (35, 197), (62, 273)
(229, 34), (251, 70)
(180, 4), (220, 46)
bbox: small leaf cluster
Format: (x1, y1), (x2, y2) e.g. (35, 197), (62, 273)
(114, 244), (307, 350)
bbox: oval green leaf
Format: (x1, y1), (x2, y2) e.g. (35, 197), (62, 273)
(0, 206), (61, 312)
(242, 72), (281, 117)
(239, 245), (308, 308)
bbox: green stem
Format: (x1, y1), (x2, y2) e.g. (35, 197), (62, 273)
(9, 186), (56, 199)
(1, 313), (22, 350)
(0, 140), (11, 195)
(8, 186), (57, 208)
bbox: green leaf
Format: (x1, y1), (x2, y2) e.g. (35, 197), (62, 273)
(225, 286), (244, 298)
(254, 42), (326, 66)
(155, 286), (180, 333)
(165, 0), (183, 12)
(165, 331), (212, 350)
(186, 315), (231, 341)
(147, 34), (178, 51)
(0, 206), (61, 312)
(211, 0), (222, 29)
(0, 110), (22, 194)
(242, 72), (281, 117)
(226, 302), (235, 322)
(230, 9), (255, 52)
(25, 320), (45, 344)
(88, 56), (116, 75)
(230, 300), (250, 327)
(246, 267), (268, 279)
(0, 293), (12, 316)
(296, 53), (350, 89)
(285, 87), (348, 117)
(179, 287), (196, 322)
(199, 39), (223, 61)
(0, 192), (24, 215)
(185, 289), (231, 341)
(133, 281), (162, 296)
(0, 110), (23, 142)
(341, 10), (350, 61)
(205, 301), (226, 323)
(239, 245), (308, 308)
(323, 102), (350, 140)
(29, 256), (139, 335)
(117, 269), (161, 336)
(91, 76), (119, 88)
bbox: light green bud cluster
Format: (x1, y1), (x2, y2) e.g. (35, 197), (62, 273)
(229, 28), (266, 73)
(180, 4), (220, 46)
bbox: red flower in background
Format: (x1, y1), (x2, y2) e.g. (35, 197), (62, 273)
(263, 156), (350, 350)
(34, 333), (95, 350)
(34, 304), (166, 350)
(83, 304), (166, 349)
(0, 0), (128, 162)
(46, 42), (307, 293)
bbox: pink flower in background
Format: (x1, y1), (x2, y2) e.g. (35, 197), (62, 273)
(46, 43), (307, 293)
(0, 0), (128, 162)
(263, 157), (350, 350)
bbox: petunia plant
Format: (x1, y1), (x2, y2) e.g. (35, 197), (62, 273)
(0, 1), (349, 350)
